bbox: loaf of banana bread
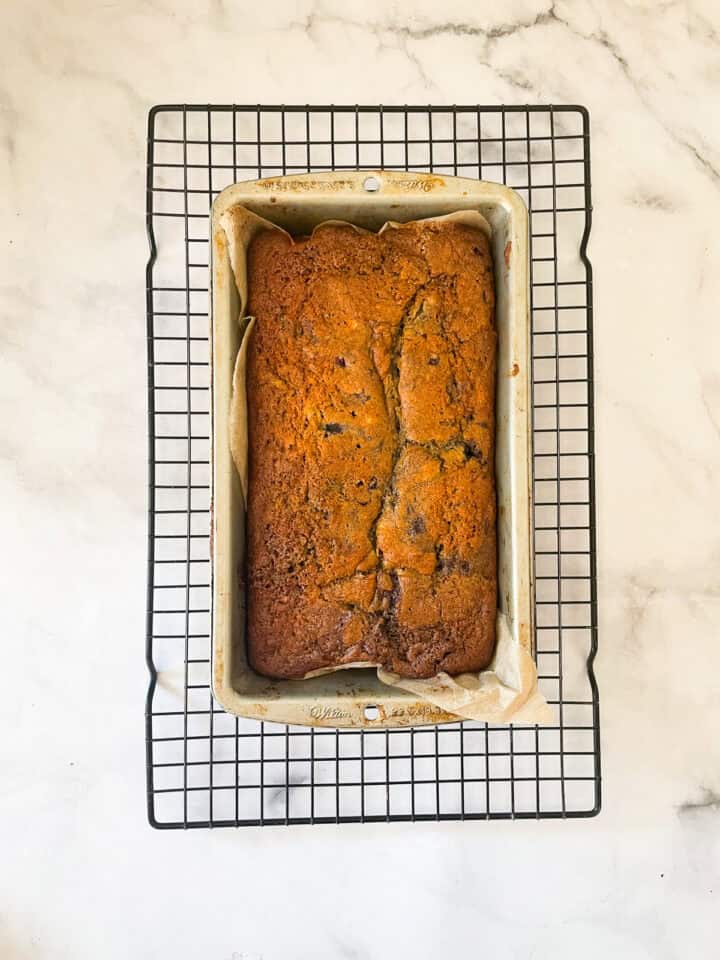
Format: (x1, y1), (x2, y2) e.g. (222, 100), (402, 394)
(245, 219), (496, 679)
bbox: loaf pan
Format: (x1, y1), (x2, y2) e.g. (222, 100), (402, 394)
(211, 170), (532, 728)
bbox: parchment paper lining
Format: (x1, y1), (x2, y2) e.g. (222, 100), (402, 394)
(221, 204), (552, 725)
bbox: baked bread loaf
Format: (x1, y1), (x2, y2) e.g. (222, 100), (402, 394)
(246, 219), (496, 679)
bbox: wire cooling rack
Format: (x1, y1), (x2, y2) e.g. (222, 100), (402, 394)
(145, 104), (599, 827)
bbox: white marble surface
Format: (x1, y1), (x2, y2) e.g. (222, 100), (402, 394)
(2, 0), (719, 957)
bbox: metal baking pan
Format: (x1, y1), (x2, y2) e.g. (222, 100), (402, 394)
(210, 170), (531, 728)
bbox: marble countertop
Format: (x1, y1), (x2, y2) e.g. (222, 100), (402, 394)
(2, 0), (718, 957)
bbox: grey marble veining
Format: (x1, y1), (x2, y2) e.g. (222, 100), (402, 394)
(1, 0), (718, 958)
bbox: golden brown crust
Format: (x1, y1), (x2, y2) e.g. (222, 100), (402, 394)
(246, 220), (496, 679)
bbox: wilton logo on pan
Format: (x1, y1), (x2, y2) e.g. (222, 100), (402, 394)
(309, 705), (351, 721)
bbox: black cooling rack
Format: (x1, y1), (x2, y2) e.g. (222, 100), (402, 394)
(145, 104), (600, 827)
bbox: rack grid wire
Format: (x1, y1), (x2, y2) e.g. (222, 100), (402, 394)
(145, 104), (600, 828)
